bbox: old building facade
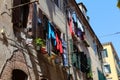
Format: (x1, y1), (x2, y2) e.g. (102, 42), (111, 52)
(0, 0), (67, 80)
(0, 0), (106, 80)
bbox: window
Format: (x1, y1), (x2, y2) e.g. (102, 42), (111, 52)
(104, 64), (111, 73)
(54, 0), (60, 8)
(80, 52), (88, 73)
(12, 0), (30, 38)
(71, 45), (81, 69)
(71, 53), (81, 69)
(93, 41), (98, 54)
(102, 49), (108, 58)
(54, 0), (65, 11)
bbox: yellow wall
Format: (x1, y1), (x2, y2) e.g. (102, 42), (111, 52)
(103, 44), (119, 80)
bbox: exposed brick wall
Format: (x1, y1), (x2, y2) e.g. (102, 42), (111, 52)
(0, 50), (30, 80)
(0, 49), (68, 80)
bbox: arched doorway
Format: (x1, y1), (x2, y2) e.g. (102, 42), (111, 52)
(12, 69), (28, 80)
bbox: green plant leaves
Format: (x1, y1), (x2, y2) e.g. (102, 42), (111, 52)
(35, 38), (44, 46)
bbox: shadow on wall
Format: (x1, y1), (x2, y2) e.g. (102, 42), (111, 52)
(37, 51), (50, 80)
(45, 0), (55, 21)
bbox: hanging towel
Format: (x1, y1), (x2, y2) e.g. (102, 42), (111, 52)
(46, 21), (56, 56)
(72, 13), (77, 22)
(77, 19), (84, 32)
(76, 28), (85, 40)
(68, 16), (74, 35)
(56, 34), (63, 54)
(59, 40), (63, 54)
(62, 51), (68, 67)
(62, 40), (68, 67)
(67, 11), (74, 36)
(47, 21), (56, 46)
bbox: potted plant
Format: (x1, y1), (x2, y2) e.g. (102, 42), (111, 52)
(35, 38), (44, 50)
(87, 71), (93, 80)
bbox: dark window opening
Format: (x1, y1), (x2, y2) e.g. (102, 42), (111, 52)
(12, 69), (28, 80)
(21, 0), (30, 28)
(80, 52), (88, 73)
(42, 15), (48, 40)
(12, 0), (30, 27)
(54, 0), (59, 7)
(12, 0), (30, 37)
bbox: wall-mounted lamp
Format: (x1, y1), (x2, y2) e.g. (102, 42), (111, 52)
(0, 28), (8, 46)
(1, 28), (5, 35)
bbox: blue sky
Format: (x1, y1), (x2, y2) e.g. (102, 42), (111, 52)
(76, 0), (120, 57)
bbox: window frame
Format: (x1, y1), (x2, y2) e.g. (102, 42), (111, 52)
(54, 0), (61, 8)
(104, 64), (111, 73)
(102, 49), (108, 58)
(71, 53), (81, 69)
(53, 0), (65, 12)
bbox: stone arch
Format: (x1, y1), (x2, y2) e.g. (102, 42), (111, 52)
(0, 50), (30, 80)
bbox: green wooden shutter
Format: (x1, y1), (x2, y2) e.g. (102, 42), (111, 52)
(98, 70), (106, 80)
(70, 39), (77, 67)
(76, 53), (81, 69)
(70, 39), (81, 69)
(71, 53), (77, 67)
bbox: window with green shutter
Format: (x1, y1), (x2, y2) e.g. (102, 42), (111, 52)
(71, 53), (81, 69)
(71, 53), (77, 67)
(102, 49), (108, 58)
(76, 53), (81, 69)
(98, 69), (106, 80)
(70, 41), (81, 69)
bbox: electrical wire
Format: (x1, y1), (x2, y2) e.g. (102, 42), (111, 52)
(99, 32), (120, 38)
